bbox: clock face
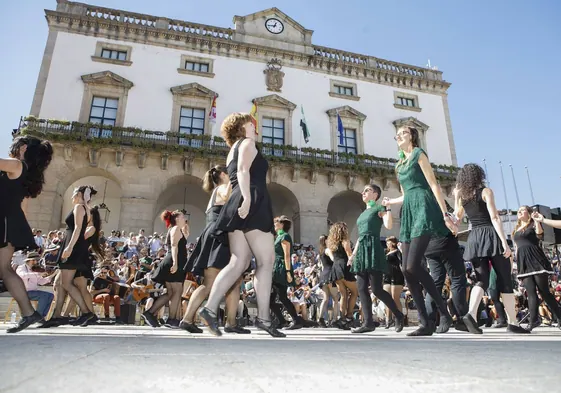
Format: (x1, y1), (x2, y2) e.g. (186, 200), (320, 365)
(265, 18), (284, 34)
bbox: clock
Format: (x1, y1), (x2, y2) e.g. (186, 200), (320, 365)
(265, 18), (284, 34)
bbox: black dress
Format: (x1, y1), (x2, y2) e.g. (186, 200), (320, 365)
(319, 253), (334, 287)
(184, 205), (230, 276)
(213, 138), (274, 237)
(152, 229), (187, 284)
(463, 188), (503, 260)
(0, 163), (37, 251)
(75, 237), (95, 280)
(57, 205), (90, 270)
(514, 225), (553, 278)
(384, 250), (405, 286)
(330, 244), (356, 282)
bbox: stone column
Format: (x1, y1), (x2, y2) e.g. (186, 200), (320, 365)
(119, 197), (156, 234)
(294, 211), (329, 247)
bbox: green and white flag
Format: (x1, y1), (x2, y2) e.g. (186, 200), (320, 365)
(300, 105), (310, 143)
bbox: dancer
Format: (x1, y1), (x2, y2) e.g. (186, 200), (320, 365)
(180, 165), (249, 334)
(487, 267), (508, 328)
(453, 164), (527, 334)
(0, 136), (53, 333)
(325, 222), (358, 330)
(515, 208), (561, 330)
(271, 215), (305, 330)
(143, 210), (188, 328)
(198, 113), (284, 338)
(382, 126), (454, 336)
(383, 236), (405, 329)
(317, 235), (339, 327)
(349, 184), (404, 333)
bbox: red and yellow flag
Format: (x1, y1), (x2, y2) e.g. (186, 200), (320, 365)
(250, 101), (258, 134)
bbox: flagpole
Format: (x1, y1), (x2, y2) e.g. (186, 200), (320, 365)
(525, 166), (536, 205)
(483, 158), (490, 187)
(499, 161), (512, 225)
(509, 164), (521, 207)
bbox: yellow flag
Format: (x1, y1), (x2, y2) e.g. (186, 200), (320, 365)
(250, 101), (258, 134)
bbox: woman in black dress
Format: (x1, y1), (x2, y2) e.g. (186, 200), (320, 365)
(142, 210), (188, 328)
(325, 222), (358, 330)
(198, 113), (284, 338)
(180, 166), (249, 334)
(515, 207), (561, 330)
(383, 236), (405, 329)
(317, 235), (339, 327)
(0, 136), (53, 333)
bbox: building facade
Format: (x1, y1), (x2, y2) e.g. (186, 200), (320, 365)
(23, 0), (459, 245)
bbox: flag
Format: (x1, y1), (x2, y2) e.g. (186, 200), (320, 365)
(250, 101), (258, 134)
(337, 112), (344, 146)
(209, 95), (217, 127)
(300, 105), (310, 143)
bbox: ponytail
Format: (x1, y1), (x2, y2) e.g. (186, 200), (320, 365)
(89, 205), (103, 259)
(202, 165), (227, 193)
(161, 210), (182, 228)
(10, 136), (53, 198)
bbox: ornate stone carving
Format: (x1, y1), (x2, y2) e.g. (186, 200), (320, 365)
(183, 154), (194, 174)
(263, 58), (284, 93)
(310, 169), (318, 184)
(347, 174), (356, 190)
(381, 177), (390, 191)
(160, 153), (169, 170)
(137, 151), (147, 169)
(292, 166), (300, 183)
(115, 150), (124, 167)
(88, 149), (98, 167)
(63, 145), (73, 161)
(328, 171), (336, 186)
(268, 165), (279, 184)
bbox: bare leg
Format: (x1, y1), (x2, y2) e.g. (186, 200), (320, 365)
(182, 268), (219, 323)
(168, 282), (183, 319)
(0, 245), (34, 316)
(329, 286), (340, 322)
(335, 280), (347, 318)
(383, 283), (392, 321)
(52, 271), (67, 318)
(64, 298), (77, 317)
(319, 285), (330, 321)
(343, 280), (358, 319)
(391, 285), (404, 318)
(244, 230), (275, 322)
(225, 277), (242, 327)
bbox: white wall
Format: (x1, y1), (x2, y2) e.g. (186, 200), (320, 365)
(40, 32), (453, 165)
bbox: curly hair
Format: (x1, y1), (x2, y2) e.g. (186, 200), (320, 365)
(9, 136), (53, 198)
(456, 163), (486, 202)
(326, 222), (349, 252)
(221, 113), (253, 147)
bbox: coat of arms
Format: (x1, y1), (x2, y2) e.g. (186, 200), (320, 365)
(264, 58), (284, 92)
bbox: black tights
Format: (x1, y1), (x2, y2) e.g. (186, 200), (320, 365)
(270, 283), (300, 324)
(523, 273), (561, 325)
(356, 271), (403, 325)
(402, 235), (450, 327)
(488, 287), (507, 324)
(0, 245), (35, 317)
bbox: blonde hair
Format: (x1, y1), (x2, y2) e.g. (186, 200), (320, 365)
(221, 113), (253, 147)
(326, 222), (349, 252)
(513, 205), (534, 236)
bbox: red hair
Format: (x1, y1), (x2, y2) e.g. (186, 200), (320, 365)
(160, 210), (182, 228)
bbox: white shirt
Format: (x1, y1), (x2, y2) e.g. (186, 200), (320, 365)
(34, 236), (44, 248)
(16, 264), (50, 291)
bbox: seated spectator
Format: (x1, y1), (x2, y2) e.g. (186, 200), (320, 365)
(90, 266), (122, 323)
(16, 252), (56, 318)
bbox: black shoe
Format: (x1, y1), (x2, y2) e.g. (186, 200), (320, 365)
(179, 321), (203, 333)
(406, 323), (434, 337)
(198, 307), (222, 336)
(318, 318), (327, 328)
(141, 311), (160, 328)
(493, 321), (508, 329)
(6, 311), (42, 333)
(85, 315), (99, 326)
(37, 317), (64, 329)
(164, 318), (180, 329)
(113, 317), (124, 325)
(507, 324), (531, 334)
(351, 323), (376, 334)
(76, 312), (96, 327)
(395, 315), (405, 333)
(255, 318), (285, 338)
(224, 325), (251, 334)
(462, 314), (483, 335)
(436, 314), (453, 334)
(454, 320), (469, 332)
(284, 320), (303, 330)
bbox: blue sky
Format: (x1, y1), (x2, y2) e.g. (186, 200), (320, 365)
(1, 0), (560, 210)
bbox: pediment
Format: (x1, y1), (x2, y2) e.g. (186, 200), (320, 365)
(393, 116), (429, 132)
(170, 83), (218, 98)
(326, 105), (366, 121)
(81, 71), (133, 89)
(234, 8), (312, 35)
(253, 94), (296, 110)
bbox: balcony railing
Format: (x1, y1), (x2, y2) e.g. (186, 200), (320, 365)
(17, 117), (458, 180)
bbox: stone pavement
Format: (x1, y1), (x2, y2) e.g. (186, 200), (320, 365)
(0, 324), (559, 393)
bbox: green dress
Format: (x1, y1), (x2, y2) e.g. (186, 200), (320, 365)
(272, 232), (295, 287)
(397, 147), (450, 243)
(351, 203), (388, 274)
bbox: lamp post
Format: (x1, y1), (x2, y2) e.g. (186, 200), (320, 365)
(97, 180), (111, 223)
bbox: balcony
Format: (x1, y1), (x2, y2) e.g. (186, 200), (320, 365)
(17, 117), (459, 181)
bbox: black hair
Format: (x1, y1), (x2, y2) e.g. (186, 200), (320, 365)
(9, 136), (53, 198)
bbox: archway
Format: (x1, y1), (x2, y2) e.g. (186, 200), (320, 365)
(153, 175), (208, 243)
(327, 190), (364, 241)
(267, 183), (301, 242)
(60, 176), (122, 233)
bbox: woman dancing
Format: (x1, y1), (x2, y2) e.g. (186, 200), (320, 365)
(515, 207), (561, 330)
(383, 236), (405, 329)
(325, 222), (358, 330)
(180, 166), (249, 334)
(143, 210), (188, 328)
(198, 113), (284, 337)
(270, 215), (305, 330)
(317, 235), (339, 327)
(349, 184), (404, 333)
(382, 126), (455, 336)
(454, 164), (527, 334)
(1, 136), (53, 333)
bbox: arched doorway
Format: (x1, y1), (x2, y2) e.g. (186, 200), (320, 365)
(327, 190), (364, 241)
(267, 183), (300, 242)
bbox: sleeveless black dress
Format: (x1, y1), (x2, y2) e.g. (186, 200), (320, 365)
(319, 253), (334, 287)
(213, 138), (274, 237)
(384, 250), (405, 286)
(0, 162), (37, 251)
(152, 229), (187, 284)
(57, 205), (89, 270)
(514, 225), (553, 278)
(330, 244), (356, 282)
(184, 204), (230, 276)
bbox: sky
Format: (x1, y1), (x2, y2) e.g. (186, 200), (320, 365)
(1, 0), (560, 211)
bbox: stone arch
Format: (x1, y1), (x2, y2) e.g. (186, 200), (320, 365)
(327, 190), (364, 241)
(267, 182), (301, 242)
(153, 175), (208, 242)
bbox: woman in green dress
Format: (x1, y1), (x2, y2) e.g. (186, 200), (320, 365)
(348, 184), (405, 333)
(270, 215), (304, 330)
(382, 126), (456, 336)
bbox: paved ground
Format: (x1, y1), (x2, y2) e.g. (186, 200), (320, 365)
(0, 324), (559, 393)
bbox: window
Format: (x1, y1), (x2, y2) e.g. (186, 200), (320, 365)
(338, 128), (357, 155)
(335, 85), (353, 96)
(262, 117), (285, 156)
(185, 61), (210, 73)
(88, 96), (118, 138)
(393, 91), (421, 112)
(398, 97), (415, 107)
(329, 79), (360, 101)
(179, 107), (205, 146)
(101, 49), (127, 61)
